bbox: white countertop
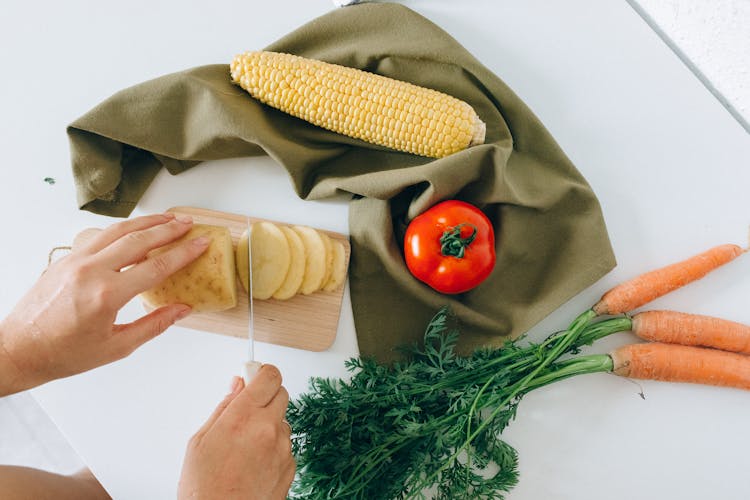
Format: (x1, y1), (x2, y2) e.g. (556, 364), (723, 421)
(1, 1), (749, 499)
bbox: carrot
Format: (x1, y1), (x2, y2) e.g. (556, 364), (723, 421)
(610, 342), (750, 391)
(632, 310), (750, 354)
(593, 244), (744, 315)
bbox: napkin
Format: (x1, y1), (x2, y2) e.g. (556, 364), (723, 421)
(68, 3), (615, 362)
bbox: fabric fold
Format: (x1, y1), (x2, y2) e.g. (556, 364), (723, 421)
(68, 3), (615, 362)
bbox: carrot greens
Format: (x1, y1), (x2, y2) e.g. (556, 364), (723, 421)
(287, 308), (611, 499)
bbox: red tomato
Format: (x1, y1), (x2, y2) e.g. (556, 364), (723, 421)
(404, 200), (496, 294)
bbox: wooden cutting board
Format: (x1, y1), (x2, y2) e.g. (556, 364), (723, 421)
(73, 206), (350, 351)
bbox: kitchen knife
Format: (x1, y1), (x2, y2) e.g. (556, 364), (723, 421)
(243, 219), (262, 383)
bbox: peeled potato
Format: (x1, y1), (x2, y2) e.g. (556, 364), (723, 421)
(323, 239), (347, 292)
(293, 225), (327, 295)
(140, 224), (237, 313)
(273, 226), (307, 300)
(236, 234), (250, 293)
(318, 231), (334, 290)
(237, 222), (291, 300)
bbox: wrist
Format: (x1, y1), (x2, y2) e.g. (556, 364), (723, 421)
(0, 318), (32, 396)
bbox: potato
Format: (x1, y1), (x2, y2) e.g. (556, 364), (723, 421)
(237, 222), (291, 300)
(318, 231), (334, 291)
(273, 226), (307, 300)
(140, 224), (237, 313)
(323, 239), (347, 292)
(292, 225), (327, 295)
(236, 235), (250, 293)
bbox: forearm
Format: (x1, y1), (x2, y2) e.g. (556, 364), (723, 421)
(0, 466), (111, 500)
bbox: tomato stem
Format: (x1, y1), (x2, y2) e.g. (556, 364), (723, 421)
(440, 223), (478, 258)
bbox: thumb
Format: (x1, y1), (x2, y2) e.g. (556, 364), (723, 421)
(113, 304), (192, 354)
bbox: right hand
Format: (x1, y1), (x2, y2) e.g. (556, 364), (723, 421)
(178, 365), (296, 500)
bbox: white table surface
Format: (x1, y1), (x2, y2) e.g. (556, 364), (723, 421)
(1, 0), (749, 498)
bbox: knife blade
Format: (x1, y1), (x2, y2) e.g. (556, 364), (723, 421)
(243, 219), (262, 383)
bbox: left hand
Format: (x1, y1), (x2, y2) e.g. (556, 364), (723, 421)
(0, 213), (209, 395)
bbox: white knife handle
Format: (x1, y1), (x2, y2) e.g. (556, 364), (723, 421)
(242, 361), (262, 384)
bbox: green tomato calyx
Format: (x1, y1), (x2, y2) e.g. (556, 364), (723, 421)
(440, 223), (477, 258)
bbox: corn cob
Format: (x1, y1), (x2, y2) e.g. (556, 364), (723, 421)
(230, 51), (486, 158)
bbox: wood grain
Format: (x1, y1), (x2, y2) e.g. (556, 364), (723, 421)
(73, 207), (350, 352)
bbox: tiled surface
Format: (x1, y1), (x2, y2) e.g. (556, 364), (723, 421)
(633, 0), (749, 130)
(0, 0), (746, 487)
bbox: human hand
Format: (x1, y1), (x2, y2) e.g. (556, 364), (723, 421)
(178, 365), (295, 500)
(0, 213), (209, 395)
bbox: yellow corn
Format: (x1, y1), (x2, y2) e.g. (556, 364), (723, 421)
(230, 51), (485, 158)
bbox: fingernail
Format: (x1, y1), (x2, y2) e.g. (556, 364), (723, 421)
(176, 215), (193, 224)
(175, 305), (192, 320)
(162, 212), (176, 219)
(229, 376), (243, 393)
(192, 236), (210, 246)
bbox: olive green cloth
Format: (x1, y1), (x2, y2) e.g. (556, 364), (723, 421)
(68, 3), (615, 363)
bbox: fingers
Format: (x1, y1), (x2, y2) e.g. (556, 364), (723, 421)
(95, 216), (196, 270)
(194, 377), (245, 441)
(116, 236), (210, 300)
(79, 213), (176, 255)
(230, 365), (283, 410)
(111, 303), (192, 355)
(266, 386), (290, 420)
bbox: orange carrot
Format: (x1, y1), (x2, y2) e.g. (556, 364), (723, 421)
(610, 342), (750, 391)
(593, 244), (744, 315)
(632, 310), (750, 354)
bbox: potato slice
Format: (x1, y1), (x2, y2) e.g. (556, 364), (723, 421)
(140, 224), (237, 313)
(236, 234), (250, 293)
(318, 231), (334, 290)
(323, 239), (347, 292)
(237, 222), (291, 300)
(272, 226), (307, 300)
(293, 225), (327, 295)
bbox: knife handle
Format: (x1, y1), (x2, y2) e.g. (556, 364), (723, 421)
(242, 361), (262, 384)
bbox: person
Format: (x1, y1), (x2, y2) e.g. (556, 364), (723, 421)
(0, 213), (296, 499)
